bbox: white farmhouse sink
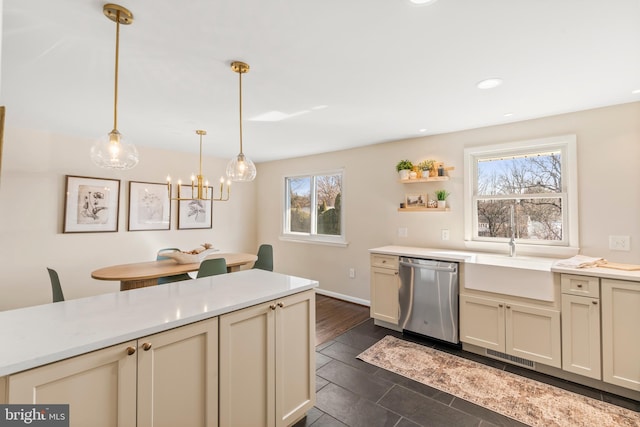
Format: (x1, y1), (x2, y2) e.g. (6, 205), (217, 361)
(464, 254), (557, 301)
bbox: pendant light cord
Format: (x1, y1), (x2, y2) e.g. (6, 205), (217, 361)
(113, 11), (120, 132)
(238, 69), (243, 155)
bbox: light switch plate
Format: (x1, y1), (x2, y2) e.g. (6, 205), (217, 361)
(398, 227), (408, 238)
(441, 229), (450, 241)
(609, 235), (631, 251)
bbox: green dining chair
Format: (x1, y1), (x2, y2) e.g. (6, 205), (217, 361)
(157, 248), (192, 284)
(196, 258), (228, 278)
(47, 268), (65, 303)
(252, 244), (273, 272)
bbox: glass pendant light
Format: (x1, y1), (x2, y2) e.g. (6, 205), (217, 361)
(90, 4), (139, 170)
(226, 61), (256, 182)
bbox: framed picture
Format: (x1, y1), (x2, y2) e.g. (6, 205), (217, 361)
(177, 185), (213, 229)
(405, 194), (426, 208)
(128, 181), (171, 231)
(63, 175), (120, 233)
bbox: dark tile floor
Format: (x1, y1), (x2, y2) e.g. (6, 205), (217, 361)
(294, 319), (639, 427)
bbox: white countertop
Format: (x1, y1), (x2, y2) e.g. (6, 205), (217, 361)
(370, 245), (640, 281)
(0, 269), (318, 376)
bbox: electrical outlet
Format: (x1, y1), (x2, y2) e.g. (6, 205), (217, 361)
(398, 227), (408, 238)
(349, 268), (356, 279)
(609, 235), (631, 251)
(441, 229), (450, 241)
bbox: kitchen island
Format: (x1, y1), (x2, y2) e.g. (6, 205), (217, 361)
(0, 269), (318, 427)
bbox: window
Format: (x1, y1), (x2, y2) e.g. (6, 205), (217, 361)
(464, 135), (578, 256)
(282, 170), (346, 246)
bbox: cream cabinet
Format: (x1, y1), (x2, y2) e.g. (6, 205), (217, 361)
(561, 275), (601, 380)
(8, 340), (138, 427)
(460, 294), (561, 368)
(370, 254), (400, 324)
(219, 290), (315, 427)
(601, 279), (640, 391)
(7, 317), (219, 427)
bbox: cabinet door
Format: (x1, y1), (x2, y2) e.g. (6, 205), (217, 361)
(219, 301), (275, 427)
(137, 317), (218, 427)
(506, 303), (561, 368)
(459, 295), (504, 351)
(8, 341), (137, 427)
(275, 290), (315, 427)
(370, 266), (399, 324)
(561, 294), (601, 379)
(601, 279), (640, 391)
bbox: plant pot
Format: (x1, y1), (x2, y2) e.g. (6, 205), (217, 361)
(398, 170), (410, 180)
(409, 171), (418, 179)
(437, 200), (446, 209)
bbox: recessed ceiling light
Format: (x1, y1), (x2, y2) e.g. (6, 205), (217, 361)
(476, 78), (503, 89)
(419, 128), (427, 132)
(503, 112), (514, 117)
(632, 89), (640, 94)
(409, 0), (438, 5)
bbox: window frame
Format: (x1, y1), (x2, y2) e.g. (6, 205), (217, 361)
(280, 168), (347, 247)
(463, 135), (579, 257)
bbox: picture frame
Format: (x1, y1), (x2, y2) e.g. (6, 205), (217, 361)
(405, 193), (427, 208)
(177, 185), (213, 229)
(128, 181), (171, 231)
(63, 175), (120, 233)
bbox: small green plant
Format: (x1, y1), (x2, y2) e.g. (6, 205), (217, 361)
(417, 160), (434, 171)
(435, 190), (450, 201)
(395, 159), (413, 172)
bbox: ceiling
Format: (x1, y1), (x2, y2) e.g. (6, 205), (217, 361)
(2, 0), (639, 163)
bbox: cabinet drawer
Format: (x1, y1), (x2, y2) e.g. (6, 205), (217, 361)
(561, 274), (599, 298)
(370, 254), (399, 269)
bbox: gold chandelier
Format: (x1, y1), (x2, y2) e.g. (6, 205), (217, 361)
(167, 130), (230, 201)
(226, 61), (257, 182)
(90, 3), (139, 170)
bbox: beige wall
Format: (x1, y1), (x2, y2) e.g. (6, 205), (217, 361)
(1, 102), (637, 310)
(257, 102), (640, 303)
(0, 126), (257, 310)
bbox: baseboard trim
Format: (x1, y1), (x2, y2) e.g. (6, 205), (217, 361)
(315, 288), (370, 307)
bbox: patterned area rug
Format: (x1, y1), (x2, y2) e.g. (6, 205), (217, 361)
(357, 335), (639, 427)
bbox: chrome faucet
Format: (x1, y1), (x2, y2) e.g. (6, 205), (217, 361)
(509, 205), (516, 257)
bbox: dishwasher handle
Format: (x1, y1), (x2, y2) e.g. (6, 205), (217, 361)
(399, 260), (457, 272)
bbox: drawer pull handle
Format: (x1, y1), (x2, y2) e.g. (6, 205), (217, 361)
(506, 305), (511, 309)
(277, 302), (284, 308)
(577, 284), (583, 288)
(382, 260), (387, 263)
(126, 346), (136, 356)
(592, 301), (598, 305)
(499, 304), (504, 308)
(270, 304), (277, 310)
(142, 342), (152, 351)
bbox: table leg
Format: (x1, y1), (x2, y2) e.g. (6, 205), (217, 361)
(120, 278), (158, 291)
(227, 265), (242, 273)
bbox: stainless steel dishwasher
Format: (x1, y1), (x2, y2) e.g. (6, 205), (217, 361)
(398, 257), (459, 344)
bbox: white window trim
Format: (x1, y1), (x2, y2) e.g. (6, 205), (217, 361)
(463, 135), (579, 257)
(280, 168), (348, 247)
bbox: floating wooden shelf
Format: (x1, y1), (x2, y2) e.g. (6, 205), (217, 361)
(398, 207), (450, 212)
(398, 176), (449, 183)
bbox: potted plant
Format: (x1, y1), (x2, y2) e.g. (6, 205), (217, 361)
(417, 160), (435, 178)
(435, 189), (450, 209)
(396, 159), (413, 180)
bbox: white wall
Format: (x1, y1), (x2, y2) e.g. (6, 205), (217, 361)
(0, 125), (257, 310)
(257, 102), (640, 303)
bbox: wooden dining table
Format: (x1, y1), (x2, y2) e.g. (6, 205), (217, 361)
(91, 252), (258, 291)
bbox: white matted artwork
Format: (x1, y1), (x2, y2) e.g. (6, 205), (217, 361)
(128, 181), (171, 231)
(63, 175), (120, 233)
(177, 185), (213, 229)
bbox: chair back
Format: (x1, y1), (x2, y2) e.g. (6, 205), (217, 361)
(197, 258), (228, 278)
(253, 244), (274, 271)
(157, 248), (180, 261)
(47, 268), (65, 303)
